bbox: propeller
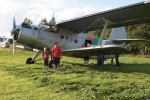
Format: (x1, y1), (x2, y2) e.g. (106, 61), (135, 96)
(11, 16), (17, 55)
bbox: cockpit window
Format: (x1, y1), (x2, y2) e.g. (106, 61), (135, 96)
(22, 23), (31, 29)
(34, 27), (38, 30)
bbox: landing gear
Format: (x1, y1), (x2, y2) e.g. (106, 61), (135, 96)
(111, 58), (114, 64)
(97, 55), (104, 66)
(115, 54), (120, 66)
(26, 58), (34, 64)
(26, 50), (42, 64)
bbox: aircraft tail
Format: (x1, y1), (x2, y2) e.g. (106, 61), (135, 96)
(108, 27), (127, 43)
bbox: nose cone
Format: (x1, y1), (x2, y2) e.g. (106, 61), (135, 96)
(11, 24), (21, 41)
(11, 29), (19, 41)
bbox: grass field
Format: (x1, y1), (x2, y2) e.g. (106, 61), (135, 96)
(0, 48), (150, 100)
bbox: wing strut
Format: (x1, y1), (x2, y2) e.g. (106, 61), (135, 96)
(98, 17), (114, 46)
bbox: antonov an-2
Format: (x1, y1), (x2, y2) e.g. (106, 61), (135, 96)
(11, 0), (150, 66)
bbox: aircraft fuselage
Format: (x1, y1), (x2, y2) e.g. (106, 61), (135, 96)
(15, 23), (101, 51)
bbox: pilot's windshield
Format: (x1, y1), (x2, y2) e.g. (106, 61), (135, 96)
(22, 23), (31, 29)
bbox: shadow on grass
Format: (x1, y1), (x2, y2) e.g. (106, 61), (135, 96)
(2, 60), (150, 78)
(63, 61), (150, 74)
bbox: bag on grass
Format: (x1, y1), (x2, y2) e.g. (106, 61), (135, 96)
(48, 60), (53, 68)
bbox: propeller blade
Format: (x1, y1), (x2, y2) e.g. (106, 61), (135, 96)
(12, 15), (16, 55)
(13, 16), (16, 29)
(13, 37), (15, 55)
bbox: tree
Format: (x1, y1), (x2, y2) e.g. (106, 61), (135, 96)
(40, 18), (48, 23)
(126, 23), (150, 55)
(23, 18), (33, 25)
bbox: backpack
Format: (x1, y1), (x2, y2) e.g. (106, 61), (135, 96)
(48, 60), (53, 68)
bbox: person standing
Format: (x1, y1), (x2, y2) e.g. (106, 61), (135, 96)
(83, 42), (90, 65)
(42, 47), (49, 70)
(51, 42), (61, 72)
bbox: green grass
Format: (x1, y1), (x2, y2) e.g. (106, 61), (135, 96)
(0, 48), (150, 100)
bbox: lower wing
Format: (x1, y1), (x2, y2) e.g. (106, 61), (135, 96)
(62, 44), (130, 57)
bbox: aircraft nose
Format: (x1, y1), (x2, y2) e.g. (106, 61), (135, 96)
(11, 26), (20, 41)
(11, 16), (21, 41)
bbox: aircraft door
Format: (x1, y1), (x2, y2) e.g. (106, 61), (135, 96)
(84, 39), (92, 47)
(38, 30), (44, 40)
(31, 27), (38, 45)
(32, 28), (35, 35)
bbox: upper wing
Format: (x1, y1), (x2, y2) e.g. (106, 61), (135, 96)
(57, 1), (150, 33)
(62, 45), (130, 57)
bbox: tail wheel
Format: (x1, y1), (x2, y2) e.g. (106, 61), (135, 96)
(26, 58), (34, 64)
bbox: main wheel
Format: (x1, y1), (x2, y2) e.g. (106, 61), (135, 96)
(26, 58), (34, 64)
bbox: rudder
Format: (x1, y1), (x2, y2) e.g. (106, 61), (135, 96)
(108, 27), (127, 43)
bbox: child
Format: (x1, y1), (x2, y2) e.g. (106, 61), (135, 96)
(83, 43), (90, 65)
(42, 47), (49, 70)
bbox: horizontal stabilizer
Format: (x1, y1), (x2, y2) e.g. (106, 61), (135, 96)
(113, 39), (145, 44)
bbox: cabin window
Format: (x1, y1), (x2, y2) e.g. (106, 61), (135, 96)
(65, 37), (68, 40)
(74, 39), (78, 43)
(34, 27), (38, 30)
(61, 36), (64, 39)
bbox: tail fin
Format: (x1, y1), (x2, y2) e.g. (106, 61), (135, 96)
(108, 27), (127, 43)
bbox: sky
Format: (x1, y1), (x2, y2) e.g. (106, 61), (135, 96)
(0, 0), (144, 37)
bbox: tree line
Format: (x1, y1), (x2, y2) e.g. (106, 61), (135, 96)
(126, 23), (150, 55)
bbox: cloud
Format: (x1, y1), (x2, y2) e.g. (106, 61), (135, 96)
(0, 0), (70, 36)
(0, 0), (112, 36)
(56, 7), (98, 22)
